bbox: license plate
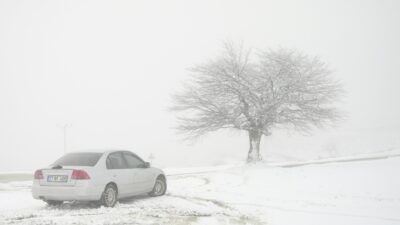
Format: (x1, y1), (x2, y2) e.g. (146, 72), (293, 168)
(47, 175), (68, 182)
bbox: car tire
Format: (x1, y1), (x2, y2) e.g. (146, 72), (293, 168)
(149, 177), (167, 197)
(44, 200), (63, 206)
(101, 184), (118, 207)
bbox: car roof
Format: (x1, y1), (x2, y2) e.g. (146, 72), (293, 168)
(66, 149), (135, 154)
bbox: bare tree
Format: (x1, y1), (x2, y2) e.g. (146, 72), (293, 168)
(172, 42), (343, 162)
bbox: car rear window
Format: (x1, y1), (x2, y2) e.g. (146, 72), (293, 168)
(52, 153), (103, 167)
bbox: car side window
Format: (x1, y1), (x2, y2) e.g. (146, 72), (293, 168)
(123, 152), (144, 168)
(106, 152), (127, 169)
(106, 157), (113, 169)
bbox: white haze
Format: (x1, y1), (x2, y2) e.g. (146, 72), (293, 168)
(0, 0), (399, 172)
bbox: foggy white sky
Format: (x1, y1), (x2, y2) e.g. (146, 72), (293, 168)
(1, 0), (400, 171)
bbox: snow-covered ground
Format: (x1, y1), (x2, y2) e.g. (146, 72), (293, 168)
(1, 157), (400, 225)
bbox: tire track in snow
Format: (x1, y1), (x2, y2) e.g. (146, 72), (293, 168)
(166, 193), (265, 225)
(2, 194), (264, 225)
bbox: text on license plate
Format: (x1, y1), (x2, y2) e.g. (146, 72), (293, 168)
(47, 175), (68, 182)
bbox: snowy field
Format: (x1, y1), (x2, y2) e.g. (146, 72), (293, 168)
(1, 157), (400, 225)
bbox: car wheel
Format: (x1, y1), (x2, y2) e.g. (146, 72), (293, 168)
(149, 177), (167, 197)
(44, 200), (63, 206)
(101, 184), (118, 207)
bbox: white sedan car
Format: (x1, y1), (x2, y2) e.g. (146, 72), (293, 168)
(32, 150), (166, 207)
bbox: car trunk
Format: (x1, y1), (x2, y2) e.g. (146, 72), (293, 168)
(39, 168), (76, 186)
(39, 166), (93, 186)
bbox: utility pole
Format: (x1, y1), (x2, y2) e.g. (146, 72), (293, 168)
(58, 123), (72, 154)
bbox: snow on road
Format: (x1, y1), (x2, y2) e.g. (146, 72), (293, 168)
(1, 157), (400, 225)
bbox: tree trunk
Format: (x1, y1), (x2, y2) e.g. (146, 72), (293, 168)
(247, 130), (262, 163)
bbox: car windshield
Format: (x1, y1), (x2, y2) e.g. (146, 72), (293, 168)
(51, 152), (103, 167)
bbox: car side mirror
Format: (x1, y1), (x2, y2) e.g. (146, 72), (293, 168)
(143, 162), (150, 168)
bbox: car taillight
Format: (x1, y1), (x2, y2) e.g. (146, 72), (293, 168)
(34, 170), (43, 179)
(71, 170), (90, 180)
